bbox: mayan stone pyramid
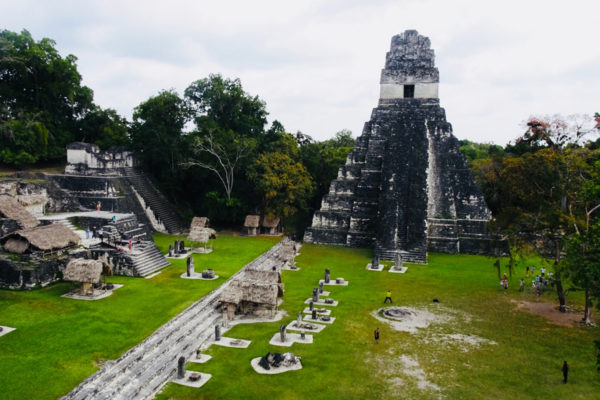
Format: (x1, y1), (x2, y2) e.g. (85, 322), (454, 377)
(303, 30), (492, 263)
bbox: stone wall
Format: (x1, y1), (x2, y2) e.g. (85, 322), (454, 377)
(65, 142), (136, 176)
(0, 253), (68, 289)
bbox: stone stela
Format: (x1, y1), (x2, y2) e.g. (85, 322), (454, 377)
(303, 30), (493, 263)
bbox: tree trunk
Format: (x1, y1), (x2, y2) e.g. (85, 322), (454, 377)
(583, 287), (592, 324)
(555, 278), (567, 312)
(554, 239), (566, 312)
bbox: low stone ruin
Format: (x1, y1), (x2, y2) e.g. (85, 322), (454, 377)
(258, 352), (301, 371)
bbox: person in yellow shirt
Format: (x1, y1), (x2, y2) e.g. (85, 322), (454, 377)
(384, 290), (392, 304)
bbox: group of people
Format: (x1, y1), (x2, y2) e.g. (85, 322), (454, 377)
(85, 226), (103, 242)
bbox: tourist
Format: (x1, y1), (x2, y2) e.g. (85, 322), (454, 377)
(374, 327), (380, 344)
(85, 227), (90, 239)
(128, 239), (132, 251)
(112, 215), (116, 223)
(96, 201), (101, 211)
(562, 361), (569, 383)
(98, 227), (104, 243)
(526, 266), (530, 277)
(384, 290), (393, 304)
(541, 266), (546, 277)
(519, 279), (525, 292)
(503, 278), (508, 293)
(92, 226), (97, 238)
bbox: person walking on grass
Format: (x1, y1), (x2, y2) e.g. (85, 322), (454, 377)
(562, 361), (569, 383)
(384, 289), (393, 304)
(374, 327), (380, 344)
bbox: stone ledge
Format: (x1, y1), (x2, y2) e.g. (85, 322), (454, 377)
(303, 315), (336, 324)
(0, 326), (16, 337)
(172, 371), (211, 388)
(286, 321), (327, 333)
(268, 332), (314, 347)
(304, 298), (338, 306)
(366, 263), (385, 271)
(179, 272), (219, 280)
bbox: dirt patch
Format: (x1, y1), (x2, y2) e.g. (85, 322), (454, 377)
(512, 300), (591, 327)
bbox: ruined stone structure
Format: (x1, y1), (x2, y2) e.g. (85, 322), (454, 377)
(304, 30), (492, 263)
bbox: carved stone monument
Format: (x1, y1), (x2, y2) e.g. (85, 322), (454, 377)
(309, 301), (314, 311)
(179, 240), (186, 254)
(177, 356), (185, 379)
(324, 268), (330, 284)
(312, 309), (317, 320)
(215, 325), (221, 341)
(168, 244), (173, 257)
(371, 254), (379, 269)
(303, 30), (492, 263)
(319, 281), (324, 294)
(312, 288), (319, 302)
(173, 240), (179, 255)
(186, 256), (193, 277)
(279, 324), (286, 342)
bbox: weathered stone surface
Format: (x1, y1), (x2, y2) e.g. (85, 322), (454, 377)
(304, 30), (492, 263)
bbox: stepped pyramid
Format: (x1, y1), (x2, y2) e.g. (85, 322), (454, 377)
(304, 30), (492, 263)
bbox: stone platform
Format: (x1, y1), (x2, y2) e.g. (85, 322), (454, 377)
(250, 358), (302, 374)
(268, 332), (314, 346)
(172, 371), (211, 388)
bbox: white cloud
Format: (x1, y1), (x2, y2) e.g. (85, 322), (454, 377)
(2, 0), (598, 144)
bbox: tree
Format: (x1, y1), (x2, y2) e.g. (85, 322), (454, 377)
(488, 115), (600, 312)
(0, 29), (94, 164)
(184, 74), (267, 138)
(130, 89), (189, 179)
(184, 128), (254, 200)
(80, 106), (130, 150)
(249, 152), (314, 218)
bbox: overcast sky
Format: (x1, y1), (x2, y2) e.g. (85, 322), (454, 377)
(3, 0), (598, 145)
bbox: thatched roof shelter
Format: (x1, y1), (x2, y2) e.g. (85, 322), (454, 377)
(63, 259), (103, 283)
(187, 226), (216, 244)
(244, 215), (260, 228)
(220, 280), (279, 307)
(190, 217), (209, 228)
(0, 195), (39, 229)
(1, 224), (80, 253)
(243, 269), (284, 296)
(261, 217), (280, 229)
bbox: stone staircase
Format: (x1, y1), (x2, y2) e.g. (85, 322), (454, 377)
(128, 242), (170, 277)
(61, 238), (298, 400)
(122, 168), (186, 234)
(375, 244), (427, 264)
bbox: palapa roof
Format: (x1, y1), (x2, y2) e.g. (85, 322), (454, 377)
(2, 238), (29, 254)
(0, 195), (40, 229)
(190, 217), (209, 229)
(63, 259), (103, 283)
(243, 269), (282, 284)
(261, 216), (280, 229)
(220, 280), (278, 306)
(187, 227), (215, 244)
(1, 223), (80, 252)
(244, 215), (260, 228)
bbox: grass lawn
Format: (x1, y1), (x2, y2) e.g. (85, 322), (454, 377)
(155, 244), (600, 400)
(0, 232), (280, 400)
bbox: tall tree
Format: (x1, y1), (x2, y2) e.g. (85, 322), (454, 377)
(80, 106), (130, 150)
(249, 152), (314, 218)
(0, 29), (94, 164)
(130, 90), (188, 179)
